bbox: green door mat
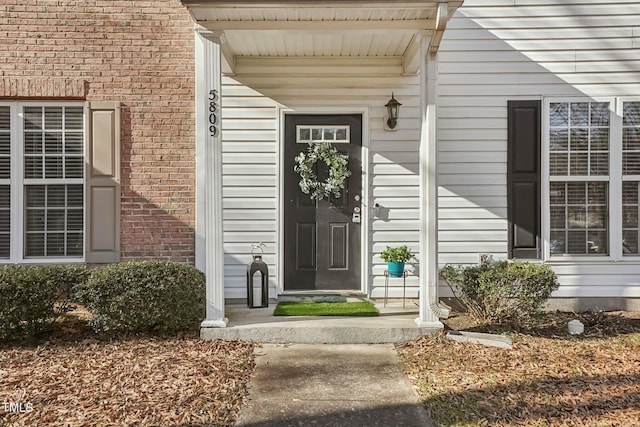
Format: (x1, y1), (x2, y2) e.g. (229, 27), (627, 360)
(274, 301), (379, 317)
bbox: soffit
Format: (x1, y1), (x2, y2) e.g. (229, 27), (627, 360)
(182, 1), (462, 58)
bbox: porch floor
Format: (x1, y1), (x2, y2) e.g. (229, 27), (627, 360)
(201, 298), (442, 344)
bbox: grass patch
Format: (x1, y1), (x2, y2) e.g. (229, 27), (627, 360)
(273, 301), (379, 317)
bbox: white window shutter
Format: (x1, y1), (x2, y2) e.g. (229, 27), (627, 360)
(85, 101), (120, 263)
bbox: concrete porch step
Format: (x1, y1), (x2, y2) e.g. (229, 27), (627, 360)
(200, 300), (442, 344)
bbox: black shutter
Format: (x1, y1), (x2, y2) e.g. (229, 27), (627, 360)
(507, 100), (541, 259)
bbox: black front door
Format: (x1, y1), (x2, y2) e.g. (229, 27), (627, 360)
(284, 114), (362, 290)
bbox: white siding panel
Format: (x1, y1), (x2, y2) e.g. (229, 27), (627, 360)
(223, 187), (277, 198)
(372, 153), (420, 164)
(439, 152), (506, 163)
(223, 198), (276, 209)
(222, 97), (281, 108)
(439, 219), (507, 230)
(438, 163), (506, 174)
(440, 185), (506, 197)
(438, 141), (505, 152)
(223, 130), (277, 142)
(372, 175), (418, 186)
(439, 208), (507, 220)
(372, 186), (419, 198)
(223, 176), (277, 187)
(223, 119), (276, 130)
(225, 254), (276, 266)
(440, 231), (507, 243)
(222, 142), (277, 153)
(222, 58), (421, 298)
(439, 174), (506, 186)
(224, 165), (276, 175)
(439, 196), (506, 208)
(439, 0), (640, 301)
(380, 209), (421, 220)
(550, 283), (640, 298)
(222, 62), (279, 292)
(224, 219), (275, 231)
(222, 108), (277, 119)
(372, 164), (420, 175)
(224, 244), (276, 255)
(372, 220), (419, 231)
(222, 153), (278, 164)
(439, 242), (507, 253)
(370, 140), (420, 151)
(225, 210), (276, 221)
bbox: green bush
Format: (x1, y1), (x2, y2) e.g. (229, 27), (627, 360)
(439, 260), (559, 325)
(76, 260), (205, 335)
(0, 264), (89, 339)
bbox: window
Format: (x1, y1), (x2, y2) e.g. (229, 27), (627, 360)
(622, 101), (640, 255)
(0, 103), (85, 262)
(548, 101), (610, 256)
(296, 125), (350, 143)
(0, 106), (10, 258)
(545, 98), (640, 259)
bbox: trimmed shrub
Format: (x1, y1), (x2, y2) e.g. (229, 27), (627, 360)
(76, 260), (205, 335)
(0, 264), (89, 339)
(440, 260), (559, 325)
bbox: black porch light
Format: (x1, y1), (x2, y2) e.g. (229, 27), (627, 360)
(385, 93), (402, 130)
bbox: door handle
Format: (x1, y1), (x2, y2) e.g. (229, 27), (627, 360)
(352, 206), (361, 223)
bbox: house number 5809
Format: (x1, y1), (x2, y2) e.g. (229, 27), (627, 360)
(208, 89), (219, 137)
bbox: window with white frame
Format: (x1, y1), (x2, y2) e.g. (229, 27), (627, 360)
(0, 103), (85, 261)
(622, 101), (640, 255)
(546, 98), (640, 258)
(0, 106), (10, 259)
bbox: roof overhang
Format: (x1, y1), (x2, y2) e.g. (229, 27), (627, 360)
(181, 1), (462, 74)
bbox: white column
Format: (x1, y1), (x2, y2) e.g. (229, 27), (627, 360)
(196, 27), (228, 328)
(416, 34), (444, 328)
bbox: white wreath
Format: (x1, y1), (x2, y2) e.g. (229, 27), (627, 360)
(293, 142), (351, 201)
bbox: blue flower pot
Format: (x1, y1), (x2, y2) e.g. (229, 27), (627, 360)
(387, 262), (405, 278)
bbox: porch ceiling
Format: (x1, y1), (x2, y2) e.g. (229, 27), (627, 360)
(182, 1), (462, 74)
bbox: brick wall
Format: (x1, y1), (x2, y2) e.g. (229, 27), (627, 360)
(0, 0), (197, 262)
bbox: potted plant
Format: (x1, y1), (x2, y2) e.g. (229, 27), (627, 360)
(379, 245), (413, 277)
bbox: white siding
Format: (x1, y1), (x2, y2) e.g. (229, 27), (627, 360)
(221, 57), (422, 298)
(438, 0), (640, 299)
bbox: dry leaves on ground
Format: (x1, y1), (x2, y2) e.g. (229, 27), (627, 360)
(397, 311), (640, 427)
(0, 338), (255, 427)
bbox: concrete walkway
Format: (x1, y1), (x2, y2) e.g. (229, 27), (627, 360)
(234, 344), (434, 427)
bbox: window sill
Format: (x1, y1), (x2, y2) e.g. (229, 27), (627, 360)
(1, 258), (85, 265)
(545, 256), (640, 264)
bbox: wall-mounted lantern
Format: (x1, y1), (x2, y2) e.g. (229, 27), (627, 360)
(384, 93), (402, 130)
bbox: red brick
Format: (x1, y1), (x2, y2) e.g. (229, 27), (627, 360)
(0, 0), (196, 262)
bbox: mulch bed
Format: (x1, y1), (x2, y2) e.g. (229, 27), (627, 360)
(397, 311), (640, 427)
(0, 313), (255, 427)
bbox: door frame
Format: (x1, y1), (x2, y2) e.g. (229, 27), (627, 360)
(277, 106), (370, 296)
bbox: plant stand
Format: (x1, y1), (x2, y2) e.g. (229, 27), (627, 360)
(383, 270), (407, 308)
